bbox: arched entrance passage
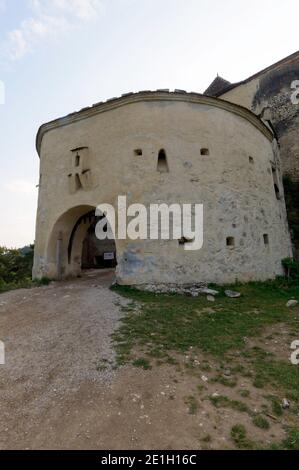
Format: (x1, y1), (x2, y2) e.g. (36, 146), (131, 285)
(46, 205), (117, 279)
(81, 220), (117, 270)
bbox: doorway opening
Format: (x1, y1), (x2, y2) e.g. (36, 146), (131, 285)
(81, 218), (117, 270)
(47, 205), (118, 280)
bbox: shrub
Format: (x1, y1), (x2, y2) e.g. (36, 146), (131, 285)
(0, 245), (34, 292)
(282, 257), (299, 281)
(252, 415), (270, 430)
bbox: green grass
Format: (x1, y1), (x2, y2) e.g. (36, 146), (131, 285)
(209, 394), (249, 413)
(0, 277), (51, 294)
(112, 280), (299, 362)
(231, 424), (299, 450)
(270, 428), (299, 450)
(252, 415), (270, 430)
(112, 280), (299, 404)
(132, 357), (151, 370)
(264, 395), (284, 417)
(112, 279), (299, 448)
(211, 375), (237, 387)
(230, 424), (254, 449)
(244, 348), (299, 403)
(239, 389), (250, 398)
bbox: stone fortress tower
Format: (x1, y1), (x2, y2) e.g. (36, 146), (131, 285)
(33, 84), (293, 285)
(205, 50), (299, 257)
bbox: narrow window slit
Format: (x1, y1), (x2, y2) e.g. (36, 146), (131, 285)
(263, 234), (269, 245)
(157, 149), (169, 173)
(272, 167), (280, 200)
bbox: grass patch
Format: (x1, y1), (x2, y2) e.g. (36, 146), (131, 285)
(132, 357), (151, 370)
(239, 389), (250, 398)
(209, 395), (249, 413)
(264, 395), (284, 417)
(245, 348), (299, 403)
(0, 277), (52, 294)
(211, 375), (237, 387)
(230, 424), (255, 449)
(252, 414), (270, 430)
(112, 280), (299, 362)
(185, 395), (199, 415)
(271, 428), (299, 450)
(112, 279), (299, 443)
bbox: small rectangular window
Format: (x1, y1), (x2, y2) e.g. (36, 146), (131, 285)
(134, 149), (143, 156)
(226, 236), (235, 247)
(201, 148), (209, 156)
(263, 234), (269, 245)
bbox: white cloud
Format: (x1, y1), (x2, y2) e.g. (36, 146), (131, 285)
(1, 0), (103, 60)
(51, 0), (103, 20)
(6, 179), (37, 195)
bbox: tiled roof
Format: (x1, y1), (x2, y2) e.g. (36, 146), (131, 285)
(204, 76), (231, 97)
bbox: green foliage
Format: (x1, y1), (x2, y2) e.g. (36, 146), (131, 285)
(230, 425), (254, 449)
(132, 357), (151, 370)
(0, 245), (34, 292)
(252, 414), (270, 430)
(271, 428), (299, 450)
(211, 375), (237, 387)
(37, 277), (51, 286)
(209, 395), (249, 413)
(113, 280), (299, 448)
(239, 389), (250, 398)
(281, 428), (299, 450)
(248, 351), (299, 403)
(283, 175), (299, 247)
(282, 257), (299, 281)
(264, 395), (283, 417)
(112, 280), (299, 362)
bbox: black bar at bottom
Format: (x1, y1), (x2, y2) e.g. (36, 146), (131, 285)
(0, 450), (298, 466)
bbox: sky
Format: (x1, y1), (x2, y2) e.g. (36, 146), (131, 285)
(0, 0), (298, 247)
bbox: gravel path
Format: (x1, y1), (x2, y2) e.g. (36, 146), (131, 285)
(0, 270), (287, 450)
(0, 270), (128, 448)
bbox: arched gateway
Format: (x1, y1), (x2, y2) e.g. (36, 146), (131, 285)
(44, 205), (116, 280)
(33, 90), (292, 286)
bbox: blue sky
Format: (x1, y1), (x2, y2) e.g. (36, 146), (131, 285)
(0, 0), (298, 247)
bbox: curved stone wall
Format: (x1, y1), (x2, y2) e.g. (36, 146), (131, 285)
(33, 91), (292, 285)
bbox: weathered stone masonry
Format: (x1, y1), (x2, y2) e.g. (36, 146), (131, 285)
(33, 90), (292, 285)
(204, 51), (299, 256)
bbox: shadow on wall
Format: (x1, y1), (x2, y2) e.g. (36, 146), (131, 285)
(283, 175), (299, 260)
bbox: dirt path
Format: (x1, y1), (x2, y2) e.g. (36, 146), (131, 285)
(0, 271), (210, 450)
(0, 271), (203, 450)
(0, 272), (288, 450)
(0, 270), (128, 449)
